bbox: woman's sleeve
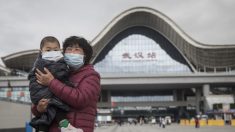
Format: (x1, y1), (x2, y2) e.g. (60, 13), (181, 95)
(48, 73), (100, 109)
(31, 104), (41, 117)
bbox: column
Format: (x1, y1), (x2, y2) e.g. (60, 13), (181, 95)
(182, 89), (185, 101)
(107, 91), (111, 102)
(173, 90), (177, 101)
(203, 84), (210, 96)
(203, 84), (210, 112)
(195, 88), (201, 114)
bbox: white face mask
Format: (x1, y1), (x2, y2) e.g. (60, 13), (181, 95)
(41, 51), (63, 62)
(64, 53), (84, 69)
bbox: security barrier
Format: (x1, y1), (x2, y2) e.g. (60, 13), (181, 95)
(181, 119), (226, 126)
(180, 119), (186, 125)
(185, 120), (190, 125)
(231, 120), (235, 126)
(215, 120), (224, 126)
(207, 120), (215, 126)
(199, 120), (207, 126)
(189, 119), (195, 126)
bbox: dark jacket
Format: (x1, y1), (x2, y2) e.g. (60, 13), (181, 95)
(32, 64), (101, 132)
(28, 57), (70, 130)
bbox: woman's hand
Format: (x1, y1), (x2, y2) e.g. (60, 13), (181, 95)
(36, 98), (49, 113)
(36, 68), (54, 86)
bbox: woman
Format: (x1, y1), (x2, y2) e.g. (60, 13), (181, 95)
(31, 36), (101, 132)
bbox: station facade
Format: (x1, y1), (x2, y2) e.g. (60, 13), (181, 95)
(1, 7), (235, 122)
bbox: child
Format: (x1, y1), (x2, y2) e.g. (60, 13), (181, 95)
(28, 36), (82, 132)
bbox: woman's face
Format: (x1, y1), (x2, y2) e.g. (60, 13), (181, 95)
(65, 45), (84, 55)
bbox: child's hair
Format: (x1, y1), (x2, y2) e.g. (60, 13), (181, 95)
(40, 36), (60, 50)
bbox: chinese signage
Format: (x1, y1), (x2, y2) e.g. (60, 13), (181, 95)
(122, 51), (157, 61)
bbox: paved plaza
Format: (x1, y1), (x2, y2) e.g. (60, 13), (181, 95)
(94, 124), (235, 132)
(0, 100), (235, 132)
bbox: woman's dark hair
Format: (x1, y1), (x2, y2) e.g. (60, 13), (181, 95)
(63, 36), (93, 65)
(40, 36), (60, 49)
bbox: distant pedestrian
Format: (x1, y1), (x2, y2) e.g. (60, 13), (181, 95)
(139, 117), (144, 125)
(161, 118), (166, 128)
(195, 117), (200, 128)
(159, 117), (162, 127)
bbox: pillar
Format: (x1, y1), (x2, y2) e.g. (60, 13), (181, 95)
(195, 88), (201, 114)
(173, 90), (177, 101)
(203, 84), (210, 112)
(182, 89), (185, 101)
(203, 84), (210, 96)
(107, 91), (111, 102)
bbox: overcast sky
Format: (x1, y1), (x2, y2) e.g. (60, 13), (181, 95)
(0, 0), (235, 65)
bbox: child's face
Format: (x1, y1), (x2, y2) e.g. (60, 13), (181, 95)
(41, 42), (60, 52)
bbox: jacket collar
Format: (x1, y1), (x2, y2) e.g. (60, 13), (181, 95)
(70, 64), (93, 74)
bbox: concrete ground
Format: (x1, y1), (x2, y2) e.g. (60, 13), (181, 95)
(94, 124), (235, 132)
(0, 100), (235, 132)
(0, 100), (31, 129)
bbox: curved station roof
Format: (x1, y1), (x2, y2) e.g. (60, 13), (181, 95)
(1, 7), (235, 73)
(1, 49), (39, 72)
(0, 65), (11, 76)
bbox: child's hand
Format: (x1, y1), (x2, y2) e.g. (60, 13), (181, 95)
(35, 68), (54, 86)
(37, 98), (49, 113)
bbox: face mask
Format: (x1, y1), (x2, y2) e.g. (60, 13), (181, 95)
(64, 53), (84, 69)
(41, 51), (63, 62)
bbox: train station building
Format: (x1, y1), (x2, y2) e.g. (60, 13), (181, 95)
(1, 7), (235, 122)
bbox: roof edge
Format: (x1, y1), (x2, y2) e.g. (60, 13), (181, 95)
(0, 65), (11, 73)
(91, 6), (235, 49)
(2, 49), (39, 62)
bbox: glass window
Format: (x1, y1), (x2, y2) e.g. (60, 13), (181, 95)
(111, 95), (173, 102)
(94, 34), (191, 74)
